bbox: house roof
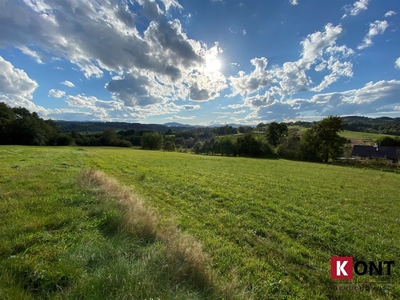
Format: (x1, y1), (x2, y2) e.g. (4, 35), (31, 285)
(351, 145), (399, 160)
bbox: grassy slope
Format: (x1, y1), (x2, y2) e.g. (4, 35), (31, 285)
(1, 146), (399, 299)
(289, 125), (397, 144)
(0, 146), (214, 300)
(85, 148), (400, 299)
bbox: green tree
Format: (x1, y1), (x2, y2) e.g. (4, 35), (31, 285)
(0, 102), (15, 144)
(101, 128), (119, 146)
(163, 141), (175, 151)
(266, 122), (288, 147)
(376, 136), (400, 147)
(216, 136), (237, 156)
(193, 141), (203, 154)
(237, 133), (275, 158)
(9, 109), (54, 145)
(301, 116), (347, 162)
(141, 132), (162, 150)
(56, 134), (74, 146)
(277, 129), (301, 160)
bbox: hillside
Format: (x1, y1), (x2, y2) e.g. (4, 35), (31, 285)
(1, 146), (398, 299)
(55, 116), (400, 136)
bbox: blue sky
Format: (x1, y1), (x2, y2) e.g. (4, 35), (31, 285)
(0, 0), (399, 125)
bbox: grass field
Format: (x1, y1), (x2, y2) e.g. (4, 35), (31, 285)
(1, 146), (399, 299)
(289, 125), (398, 144)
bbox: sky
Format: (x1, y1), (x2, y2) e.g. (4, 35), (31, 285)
(0, 0), (399, 125)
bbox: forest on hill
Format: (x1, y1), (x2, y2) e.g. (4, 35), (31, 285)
(54, 116), (400, 136)
(1, 102), (400, 164)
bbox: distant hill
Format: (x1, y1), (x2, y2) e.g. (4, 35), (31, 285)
(163, 122), (191, 127)
(55, 116), (400, 136)
(340, 116), (400, 135)
(55, 121), (177, 133)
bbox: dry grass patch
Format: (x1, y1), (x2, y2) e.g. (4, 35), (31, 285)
(79, 169), (157, 240)
(78, 169), (232, 296)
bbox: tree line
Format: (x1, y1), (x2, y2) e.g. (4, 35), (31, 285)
(7, 102), (399, 163)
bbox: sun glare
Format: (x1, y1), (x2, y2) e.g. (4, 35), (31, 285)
(205, 56), (221, 73)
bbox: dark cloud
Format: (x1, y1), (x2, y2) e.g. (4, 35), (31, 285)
(105, 74), (165, 106)
(189, 82), (211, 101)
(140, 0), (162, 19)
(182, 104), (200, 110)
(145, 20), (204, 68)
(0, 0), (202, 81)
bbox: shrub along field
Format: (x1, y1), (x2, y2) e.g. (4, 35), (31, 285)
(1, 146), (399, 299)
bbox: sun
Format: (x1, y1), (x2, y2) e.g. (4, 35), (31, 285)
(205, 56), (221, 73)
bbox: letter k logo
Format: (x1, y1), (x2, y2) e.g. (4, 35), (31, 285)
(331, 257), (353, 279)
(337, 261), (347, 276)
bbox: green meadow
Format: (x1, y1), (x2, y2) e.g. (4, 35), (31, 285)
(1, 146), (399, 299)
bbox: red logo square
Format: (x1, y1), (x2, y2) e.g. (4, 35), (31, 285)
(331, 257), (353, 279)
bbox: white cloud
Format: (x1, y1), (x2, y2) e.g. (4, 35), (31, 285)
(384, 11), (396, 18)
(0, 0), (229, 119)
(229, 57), (275, 96)
(61, 80), (75, 88)
(289, 0), (298, 5)
(396, 57), (400, 69)
(342, 0), (369, 18)
(230, 23), (353, 97)
(311, 58), (353, 92)
(168, 115), (195, 120)
(358, 20), (389, 50)
(227, 104), (245, 109)
(0, 56), (49, 114)
(0, 56), (38, 99)
(298, 23), (343, 68)
(18, 46), (43, 64)
(245, 91), (276, 107)
(248, 80), (400, 121)
(48, 89), (65, 98)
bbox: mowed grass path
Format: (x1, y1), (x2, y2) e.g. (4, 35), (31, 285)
(0, 147), (216, 300)
(86, 148), (400, 299)
(1, 146), (399, 299)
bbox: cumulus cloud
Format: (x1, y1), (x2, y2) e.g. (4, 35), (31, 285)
(65, 94), (142, 121)
(62, 92), (202, 122)
(342, 0), (369, 18)
(0, 56), (49, 114)
(245, 91), (276, 107)
(48, 89), (65, 98)
(0, 56), (38, 99)
(289, 0), (298, 5)
(61, 80), (75, 88)
(396, 57), (400, 69)
(358, 20), (389, 50)
(189, 82), (211, 101)
(247, 80), (400, 122)
(137, 0), (163, 19)
(105, 73), (166, 106)
(0, 0), (230, 122)
(230, 23), (353, 98)
(0, 1), (222, 96)
(188, 70), (228, 101)
(229, 57), (275, 96)
(384, 11), (396, 18)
